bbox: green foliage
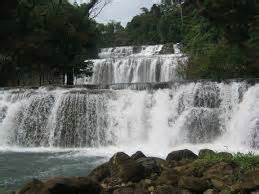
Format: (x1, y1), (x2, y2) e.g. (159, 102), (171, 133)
(233, 152), (259, 171)
(0, 0), (99, 86)
(199, 151), (259, 171)
(180, 0), (257, 79)
(97, 21), (129, 47)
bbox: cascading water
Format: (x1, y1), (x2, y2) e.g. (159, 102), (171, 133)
(1, 45), (259, 190)
(80, 44), (187, 85)
(0, 82), (258, 153)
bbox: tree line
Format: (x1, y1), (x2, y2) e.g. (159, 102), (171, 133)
(0, 0), (258, 86)
(0, 0), (102, 86)
(98, 0), (258, 80)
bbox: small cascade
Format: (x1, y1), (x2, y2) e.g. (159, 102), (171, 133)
(86, 44), (186, 85)
(0, 82), (258, 151)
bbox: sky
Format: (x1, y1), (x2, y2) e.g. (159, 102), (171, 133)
(72, 0), (161, 26)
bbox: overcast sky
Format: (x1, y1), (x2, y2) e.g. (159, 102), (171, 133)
(72, 0), (161, 26)
(96, 0), (161, 26)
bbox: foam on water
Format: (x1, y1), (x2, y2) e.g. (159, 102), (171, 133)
(0, 82), (258, 157)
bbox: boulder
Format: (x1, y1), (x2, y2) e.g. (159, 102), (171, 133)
(156, 168), (179, 186)
(166, 150), (198, 162)
(198, 149), (216, 158)
(203, 162), (235, 178)
(231, 169), (259, 192)
(203, 189), (218, 194)
(178, 176), (210, 192)
(154, 185), (186, 194)
(217, 152), (233, 159)
(136, 157), (161, 177)
(17, 177), (101, 194)
(113, 187), (134, 194)
(109, 152), (145, 183)
(131, 151), (146, 160)
(3, 191), (16, 194)
(89, 162), (110, 182)
(17, 179), (46, 194)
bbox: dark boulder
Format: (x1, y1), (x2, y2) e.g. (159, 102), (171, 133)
(17, 179), (46, 194)
(113, 187), (134, 194)
(17, 177), (101, 194)
(155, 168), (179, 186)
(217, 152), (233, 159)
(154, 185), (192, 194)
(166, 150), (198, 162)
(109, 152), (145, 183)
(198, 149), (216, 158)
(136, 157), (161, 177)
(89, 162), (110, 182)
(178, 176), (210, 192)
(131, 151), (146, 160)
(231, 169), (259, 192)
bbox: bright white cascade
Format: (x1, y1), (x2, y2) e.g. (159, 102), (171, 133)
(0, 82), (258, 155)
(87, 44), (186, 85)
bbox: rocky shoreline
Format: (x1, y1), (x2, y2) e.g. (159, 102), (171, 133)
(4, 149), (259, 194)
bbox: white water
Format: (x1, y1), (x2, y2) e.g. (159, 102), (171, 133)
(82, 44), (186, 85)
(0, 82), (258, 156)
(0, 45), (258, 156)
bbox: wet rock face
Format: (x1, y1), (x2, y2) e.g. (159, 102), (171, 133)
(166, 149), (198, 162)
(89, 162), (110, 182)
(109, 152), (145, 183)
(131, 151), (146, 160)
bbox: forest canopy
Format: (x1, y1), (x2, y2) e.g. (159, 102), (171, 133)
(98, 0), (258, 79)
(0, 0), (258, 86)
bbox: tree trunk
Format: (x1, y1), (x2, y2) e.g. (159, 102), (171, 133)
(66, 70), (74, 85)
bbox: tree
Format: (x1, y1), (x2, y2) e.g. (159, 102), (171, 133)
(0, 0), (106, 86)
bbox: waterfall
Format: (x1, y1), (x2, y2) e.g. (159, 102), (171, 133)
(83, 44), (187, 85)
(0, 44), (258, 154)
(0, 82), (258, 151)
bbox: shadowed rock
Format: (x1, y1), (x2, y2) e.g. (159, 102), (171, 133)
(166, 149), (198, 162)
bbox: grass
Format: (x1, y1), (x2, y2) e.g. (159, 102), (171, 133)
(199, 151), (259, 171)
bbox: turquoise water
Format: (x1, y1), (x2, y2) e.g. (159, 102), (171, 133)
(0, 149), (107, 193)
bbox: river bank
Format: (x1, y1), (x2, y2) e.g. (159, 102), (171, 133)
(5, 149), (259, 194)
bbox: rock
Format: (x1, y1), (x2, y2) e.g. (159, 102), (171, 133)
(198, 149), (216, 158)
(203, 189), (218, 194)
(178, 176), (209, 192)
(136, 157), (161, 177)
(17, 179), (46, 194)
(203, 162), (235, 179)
(89, 162), (110, 182)
(18, 177), (101, 194)
(109, 152), (145, 183)
(210, 179), (226, 190)
(3, 191), (16, 194)
(46, 177), (101, 194)
(154, 185), (178, 194)
(113, 187), (134, 194)
(218, 190), (233, 194)
(217, 152), (233, 159)
(231, 169), (259, 192)
(166, 150), (198, 162)
(154, 185), (192, 194)
(159, 43), (175, 54)
(131, 151), (146, 160)
(156, 168), (179, 186)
